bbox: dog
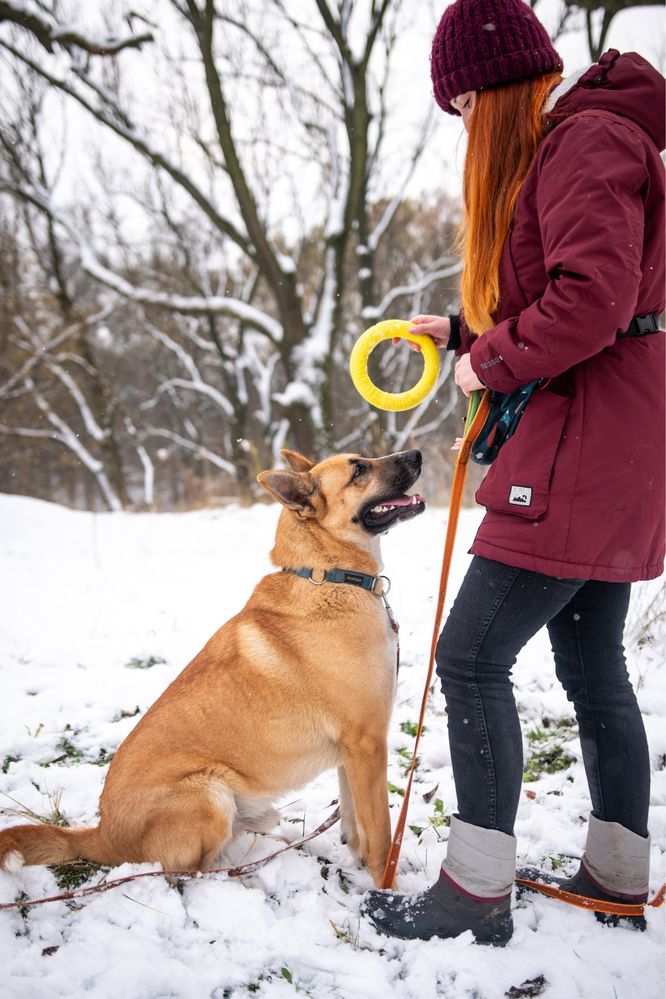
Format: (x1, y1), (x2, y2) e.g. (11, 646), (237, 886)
(0, 449), (424, 887)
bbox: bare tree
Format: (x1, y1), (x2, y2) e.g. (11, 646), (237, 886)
(532, 0), (663, 62)
(1, 2), (453, 463)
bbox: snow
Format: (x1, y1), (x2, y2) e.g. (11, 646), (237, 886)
(0, 493), (664, 999)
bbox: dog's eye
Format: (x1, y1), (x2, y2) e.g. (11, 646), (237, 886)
(351, 462), (368, 482)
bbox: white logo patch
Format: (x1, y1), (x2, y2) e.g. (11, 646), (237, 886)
(509, 485), (532, 507)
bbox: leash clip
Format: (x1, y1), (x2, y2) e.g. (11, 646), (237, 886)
(373, 574), (391, 596)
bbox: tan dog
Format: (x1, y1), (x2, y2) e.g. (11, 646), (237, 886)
(0, 449), (424, 886)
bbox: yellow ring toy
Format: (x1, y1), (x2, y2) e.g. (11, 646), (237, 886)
(349, 319), (441, 412)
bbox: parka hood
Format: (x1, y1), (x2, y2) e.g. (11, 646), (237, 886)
(547, 49), (665, 152)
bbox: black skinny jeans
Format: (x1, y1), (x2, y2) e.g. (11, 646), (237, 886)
(435, 556), (650, 838)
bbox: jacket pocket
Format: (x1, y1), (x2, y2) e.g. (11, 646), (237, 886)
(475, 388), (572, 520)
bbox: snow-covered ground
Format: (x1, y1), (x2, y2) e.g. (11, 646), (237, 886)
(0, 493), (663, 999)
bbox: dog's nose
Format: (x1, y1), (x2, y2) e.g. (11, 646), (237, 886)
(399, 450), (422, 474)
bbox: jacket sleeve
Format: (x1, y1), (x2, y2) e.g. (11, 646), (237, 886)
(469, 114), (648, 394)
(447, 313), (478, 355)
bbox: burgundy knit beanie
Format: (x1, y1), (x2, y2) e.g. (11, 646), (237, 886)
(431, 0), (563, 114)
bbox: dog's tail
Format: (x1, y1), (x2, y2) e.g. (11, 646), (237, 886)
(0, 822), (106, 871)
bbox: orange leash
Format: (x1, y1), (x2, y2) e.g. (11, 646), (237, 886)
(381, 390), (491, 889)
(514, 876), (666, 917)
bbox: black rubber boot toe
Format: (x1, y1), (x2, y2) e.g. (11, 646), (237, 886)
(361, 870), (513, 945)
(517, 862), (647, 931)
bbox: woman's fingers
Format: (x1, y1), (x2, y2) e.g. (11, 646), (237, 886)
(392, 337), (421, 351)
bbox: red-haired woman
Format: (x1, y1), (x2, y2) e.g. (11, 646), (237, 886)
(363, 0), (664, 945)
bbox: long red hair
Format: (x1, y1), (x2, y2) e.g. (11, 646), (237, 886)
(458, 72), (562, 334)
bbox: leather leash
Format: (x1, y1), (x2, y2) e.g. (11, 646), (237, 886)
(514, 875), (665, 917)
(380, 390), (491, 889)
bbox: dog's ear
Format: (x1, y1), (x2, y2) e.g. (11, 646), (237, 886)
(280, 449), (315, 472)
(257, 469), (317, 517)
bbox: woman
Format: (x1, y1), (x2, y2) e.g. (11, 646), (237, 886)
(362, 0), (665, 945)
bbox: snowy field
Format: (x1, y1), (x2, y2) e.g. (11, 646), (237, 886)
(0, 493), (664, 999)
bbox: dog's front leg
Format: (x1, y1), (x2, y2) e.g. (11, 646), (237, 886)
(339, 739), (391, 887)
(337, 765), (360, 853)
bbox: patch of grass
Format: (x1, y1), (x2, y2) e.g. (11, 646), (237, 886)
(125, 655), (165, 670)
(524, 717), (577, 783)
(1, 754), (20, 774)
(247, 969), (312, 995)
(39, 735), (115, 769)
(50, 737), (85, 766)
(13, 890), (30, 919)
(387, 781), (405, 796)
(526, 727), (550, 744)
(49, 860), (106, 891)
(396, 746), (420, 775)
(399, 720), (425, 738)
(523, 744), (575, 783)
(430, 798), (448, 829)
(527, 717), (576, 744)
(409, 798), (450, 842)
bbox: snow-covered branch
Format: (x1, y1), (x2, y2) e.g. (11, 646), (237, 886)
(0, 1), (154, 56)
(0, 39), (252, 255)
(140, 378), (234, 418)
(367, 110), (437, 254)
(45, 361), (107, 443)
(0, 178), (283, 342)
(143, 428), (236, 476)
(362, 261), (462, 322)
(25, 378), (122, 511)
(78, 240), (282, 345)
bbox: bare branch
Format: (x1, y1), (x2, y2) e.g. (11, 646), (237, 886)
(0, 1), (154, 56)
(0, 38), (252, 255)
(142, 428), (236, 475)
(362, 261), (462, 322)
(0, 178), (283, 341)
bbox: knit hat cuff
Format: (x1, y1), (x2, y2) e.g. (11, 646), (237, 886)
(434, 48), (563, 114)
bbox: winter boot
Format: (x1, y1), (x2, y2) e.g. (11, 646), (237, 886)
(518, 815), (650, 931)
(361, 816), (515, 945)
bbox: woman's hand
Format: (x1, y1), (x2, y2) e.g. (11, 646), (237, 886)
(454, 353), (485, 397)
(392, 314), (450, 351)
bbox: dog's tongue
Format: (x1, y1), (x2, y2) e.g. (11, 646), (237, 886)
(389, 493), (424, 506)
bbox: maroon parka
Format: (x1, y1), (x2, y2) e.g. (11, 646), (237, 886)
(462, 50), (665, 583)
